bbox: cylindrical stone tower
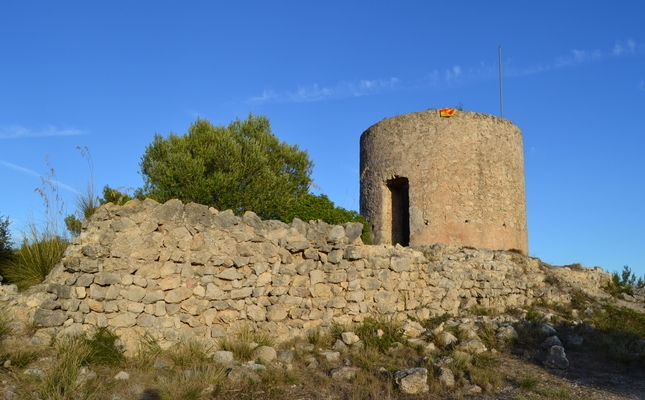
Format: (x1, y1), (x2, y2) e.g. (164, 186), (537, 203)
(360, 110), (528, 253)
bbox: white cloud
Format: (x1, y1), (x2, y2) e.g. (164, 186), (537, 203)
(247, 39), (641, 104)
(0, 125), (86, 139)
(247, 77), (400, 104)
(555, 49), (602, 67)
(444, 65), (462, 83)
(613, 39), (637, 55)
(0, 159), (80, 194)
(508, 40), (638, 77)
(639, 80), (645, 91)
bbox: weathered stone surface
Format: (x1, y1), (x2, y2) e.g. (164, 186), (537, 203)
(438, 367), (455, 387)
(320, 351), (340, 362)
(164, 288), (193, 304)
(33, 309), (67, 327)
(544, 345), (569, 369)
(48, 284), (73, 299)
(7, 199), (610, 355)
(213, 350), (235, 365)
(230, 287), (253, 299)
(437, 331), (458, 348)
(267, 305), (288, 321)
(394, 368), (429, 394)
(218, 268), (244, 281)
(254, 346), (276, 363)
(330, 366), (359, 380)
(541, 335), (563, 349)
(341, 332), (360, 345)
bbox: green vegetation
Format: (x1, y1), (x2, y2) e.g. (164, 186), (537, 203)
(354, 317), (406, 353)
(605, 265), (645, 297)
(138, 114), (312, 220)
(280, 193), (371, 243)
(0, 215), (12, 265)
(1, 228), (68, 290)
(217, 325), (274, 362)
(134, 114), (370, 241)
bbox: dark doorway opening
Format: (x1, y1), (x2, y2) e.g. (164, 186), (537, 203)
(387, 177), (410, 246)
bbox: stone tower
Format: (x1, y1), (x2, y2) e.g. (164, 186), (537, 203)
(360, 110), (528, 253)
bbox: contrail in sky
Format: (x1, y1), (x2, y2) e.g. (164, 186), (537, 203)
(0, 160), (80, 194)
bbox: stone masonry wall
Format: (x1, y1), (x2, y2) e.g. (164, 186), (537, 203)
(5, 199), (609, 353)
(360, 110), (528, 253)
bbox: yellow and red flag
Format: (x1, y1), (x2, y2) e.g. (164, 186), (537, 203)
(439, 108), (458, 117)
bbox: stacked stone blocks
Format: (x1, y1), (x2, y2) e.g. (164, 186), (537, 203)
(15, 199), (608, 352)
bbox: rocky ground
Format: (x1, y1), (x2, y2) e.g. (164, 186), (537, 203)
(0, 282), (645, 400)
(1, 292), (645, 399)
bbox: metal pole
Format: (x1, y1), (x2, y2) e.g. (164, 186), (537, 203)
(498, 46), (504, 118)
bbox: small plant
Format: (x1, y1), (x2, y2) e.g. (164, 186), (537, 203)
(351, 346), (381, 372)
(84, 326), (124, 367)
(1, 160), (69, 290)
(217, 326), (273, 362)
(537, 386), (571, 399)
(466, 306), (497, 317)
(158, 363), (226, 400)
(132, 333), (162, 369)
(569, 289), (592, 310)
(1, 230), (68, 290)
(169, 339), (212, 367)
(0, 307), (13, 341)
(513, 319), (552, 349)
(515, 374), (540, 390)
(38, 335), (94, 399)
(605, 265), (645, 297)
(422, 313), (450, 330)
(524, 307), (543, 323)
(306, 327), (333, 349)
(3, 347), (40, 369)
(354, 317), (405, 353)
(477, 323), (499, 350)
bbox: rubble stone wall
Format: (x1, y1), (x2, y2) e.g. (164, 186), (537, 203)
(6, 199), (609, 353)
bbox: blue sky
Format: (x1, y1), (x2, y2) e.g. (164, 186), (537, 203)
(1, 1), (643, 276)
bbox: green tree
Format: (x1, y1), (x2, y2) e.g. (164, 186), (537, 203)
(280, 194), (371, 243)
(0, 215), (12, 265)
(138, 114), (313, 220)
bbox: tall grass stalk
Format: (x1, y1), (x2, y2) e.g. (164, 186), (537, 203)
(2, 227), (67, 290)
(1, 158), (70, 290)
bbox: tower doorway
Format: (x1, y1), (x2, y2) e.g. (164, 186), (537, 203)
(387, 177), (410, 246)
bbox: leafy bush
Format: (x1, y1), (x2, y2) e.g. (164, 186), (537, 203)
(138, 115), (312, 220)
(100, 185), (133, 206)
(280, 193), (371, 243)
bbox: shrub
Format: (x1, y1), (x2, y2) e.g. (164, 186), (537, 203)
(1, 229), (68, 290)
(280, 193), (371, 244)
(217, 326), (273, 362)
(84, 327), (124, 367)
(169, 339), (212, 368)
(606, 265), (644, 297)
(0, 215), (12, 265)
(354, 317), (406, 353)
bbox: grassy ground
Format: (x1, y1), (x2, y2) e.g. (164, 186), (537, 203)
(1, 292), (645, 400)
